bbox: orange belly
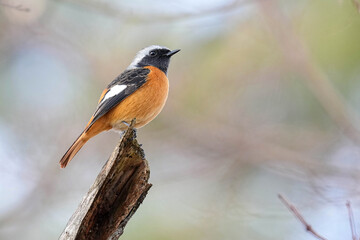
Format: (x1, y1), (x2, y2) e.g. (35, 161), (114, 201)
(105, 66), (169, 131)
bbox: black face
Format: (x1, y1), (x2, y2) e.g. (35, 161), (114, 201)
(136, 48), (179, 75)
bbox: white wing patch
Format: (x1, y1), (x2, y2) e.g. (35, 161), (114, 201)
(101, 85), (127, 103)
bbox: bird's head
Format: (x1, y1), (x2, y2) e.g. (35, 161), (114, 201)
(127, 45), (180, 75)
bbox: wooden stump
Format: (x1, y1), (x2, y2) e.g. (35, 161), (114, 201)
(59, 119), (152, 240)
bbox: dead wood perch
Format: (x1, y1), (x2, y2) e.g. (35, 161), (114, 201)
(59, 119), (152, 240)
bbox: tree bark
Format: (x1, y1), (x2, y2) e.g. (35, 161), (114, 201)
(59, 119), (152, 240)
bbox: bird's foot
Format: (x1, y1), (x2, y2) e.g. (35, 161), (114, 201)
(121, 121), (130, 127)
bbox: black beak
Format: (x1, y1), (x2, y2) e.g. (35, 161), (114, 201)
(166, 49), (180, 57)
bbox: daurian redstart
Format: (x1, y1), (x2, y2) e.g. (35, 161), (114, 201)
(60, 45), (180, 168)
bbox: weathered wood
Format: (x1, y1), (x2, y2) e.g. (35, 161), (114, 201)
(59, 119), (152, 240)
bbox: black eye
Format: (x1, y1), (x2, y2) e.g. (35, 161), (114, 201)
(149, 51), (157, 57)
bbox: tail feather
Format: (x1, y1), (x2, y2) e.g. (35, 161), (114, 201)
(60, 132), (88, 168)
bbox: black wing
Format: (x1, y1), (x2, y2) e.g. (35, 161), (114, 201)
(86, 68), (150, 130)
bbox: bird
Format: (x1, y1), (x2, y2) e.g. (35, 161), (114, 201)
(59, 45), (180, 168)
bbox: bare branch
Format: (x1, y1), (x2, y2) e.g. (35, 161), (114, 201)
(346, 201), (358, 240)
(278, 194), (328, 240)
(0, 1), (29, 12)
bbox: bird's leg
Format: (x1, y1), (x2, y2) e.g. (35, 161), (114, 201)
(121, 121), (130, 127)
(120, 120), (137, 137)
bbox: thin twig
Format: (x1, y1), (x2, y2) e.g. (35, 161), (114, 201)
(0, 1), (30, 12)
(346, 201), (358, 240)
(278, 194), (327, 240)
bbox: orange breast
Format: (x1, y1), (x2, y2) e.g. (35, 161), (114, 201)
(106, 66), (169, 130)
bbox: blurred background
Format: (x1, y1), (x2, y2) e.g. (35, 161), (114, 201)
(1, 0), (360, 239)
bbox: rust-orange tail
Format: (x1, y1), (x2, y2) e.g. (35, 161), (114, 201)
(59, 131), (89, 168)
